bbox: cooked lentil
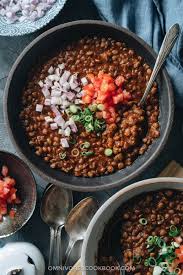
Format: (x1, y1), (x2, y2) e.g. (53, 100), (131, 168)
(97, 190), (183, 275)
(20, 36), (160, 177)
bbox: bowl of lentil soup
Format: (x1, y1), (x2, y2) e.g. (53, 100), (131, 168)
(4, 20), (174, 191)
(81, 177), (183, 275)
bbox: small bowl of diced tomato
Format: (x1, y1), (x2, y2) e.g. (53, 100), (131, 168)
(0, 150), (37, 238)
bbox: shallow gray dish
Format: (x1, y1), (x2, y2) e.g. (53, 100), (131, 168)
(4, 20), (174, 192)
(0, 151), (37, 238)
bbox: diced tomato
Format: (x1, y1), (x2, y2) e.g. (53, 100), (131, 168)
(113, 93), (124, 104)
(87, 73), (95, 83)
(0, 199), (7, 215)
(85, 89), (95, 97)
(123, 90), (132, 100)
(115, 76), (125, 87)
(0, 165), (21, 221)
(102, 74), (114, 83)
(1, 166), (8, 177)
(82, 72), (131, 124)
(107, 83), (116, 92)
(93, 78), (102, 89)
(98, 71), (104, 78)
(107, 117), (115, 123)
(9, 209), (16, 219)
(83, 83), (95, 92)
(97, 94), (108, 102)
(82, 95), (92, 104)
(102, 110), (110, 119)
(100, 80), (109, 94)
(15, 198), (21, 204)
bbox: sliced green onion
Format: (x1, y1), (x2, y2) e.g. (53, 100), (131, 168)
(80, 142), (91, 149)
(147, 236), (154, 244)
(89, 104), (97, 112)
(97, 104), (104, 111)
(104, 148), (113, 157)
(171, 242), (180, 248)
(69, 138), (76, 144)
(139, 218), (148, 225)
(59, 152), (66, 159)
(157, 237), (165, 248)
(71, 148), (80, 157)
(148, 257), (156, 267)
(175, 268), (181, 274)
(70, 104), (78, 114)
(132, 255), (142, 264)
(85, 123), (94, 132)
(166, 254), (176, 264)
(159, 262), (169, 271)
(169, 225), (180, 237)
(148, 246), (155, 252)
(72, 115), (80, 121)
(81, 151), (94, 156)
(144, 259), (149, 267)
(85, 115), (93, 122)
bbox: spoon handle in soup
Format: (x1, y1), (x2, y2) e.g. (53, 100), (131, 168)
(139, 23), (180, 106)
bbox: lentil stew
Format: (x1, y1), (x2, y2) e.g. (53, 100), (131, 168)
(19, 36), (160, 178)
(97, 190), (183, 275)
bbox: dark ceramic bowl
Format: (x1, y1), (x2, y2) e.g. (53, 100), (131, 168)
(4, 20), (174, 192)
(0, 151), (36, 238)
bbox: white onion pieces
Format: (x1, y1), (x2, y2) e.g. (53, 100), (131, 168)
(36, 63), (84, 147)
(0, 0), (56, 24)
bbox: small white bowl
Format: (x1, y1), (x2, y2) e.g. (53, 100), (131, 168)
(81, 177), (183, 275)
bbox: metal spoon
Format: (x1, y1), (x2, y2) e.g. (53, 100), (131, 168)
(140, 23), (180, 106)
(40, 184), (73, 274)
(64, 197), (99, 265)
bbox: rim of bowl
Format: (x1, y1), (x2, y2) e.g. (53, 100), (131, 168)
(0, 150), (37, 238)
(81, 177), (183, 272)
(4, 20), (174, 192)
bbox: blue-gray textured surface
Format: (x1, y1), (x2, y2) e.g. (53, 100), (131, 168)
(0, 0), (183, 268)
(94, 0), (183, 106)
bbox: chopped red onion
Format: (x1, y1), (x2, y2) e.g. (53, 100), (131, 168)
(62, 82), (70, 91)
(48, 74), (60, 82)
(42, 86), (50, 98)
(51, 97), (62, 105)
(68, 118), (78, 133)
(59, 71), (71, 85)
(44, 98), (51, 106)
(66, 91), (75, 101)
(58, 63), (65, 70)
(64, 127), (71, 137)
(51, 105), (61, 116)
(50, 123), (58, 130)
(0, 0), (57, 24)
(38, 80), (44, 88)
(81, 77), (88, 86)
(36, 104), (43, 112)
(37, 64), (83, 138)
(60, 138), (69, 148)
(51, 90), (61, 97)
(58, 129), (64, 135)
(55, 68), (61, 76)
(48, 66), (54, 74)
(74, 87), (81, 93)
(54, 116), (65, 128)
(45, 116), (53, 123)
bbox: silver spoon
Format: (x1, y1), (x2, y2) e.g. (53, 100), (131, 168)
(64, 197), (99, 265)
(140, 23), (180, 106)
(40, 184), (73, 274)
